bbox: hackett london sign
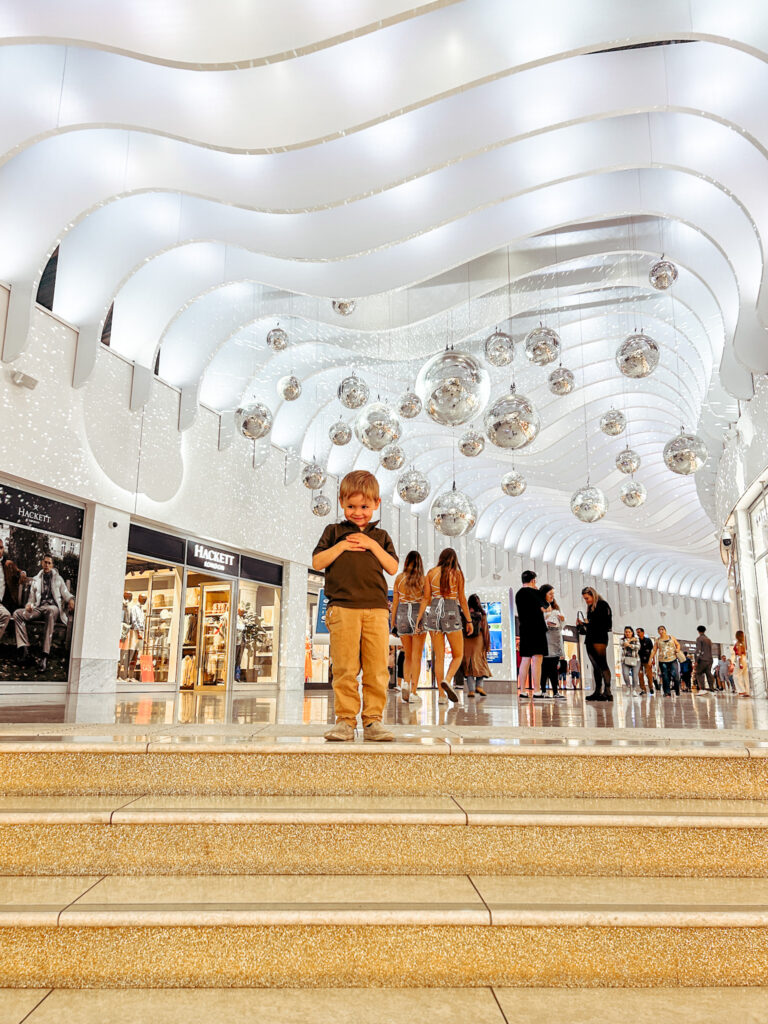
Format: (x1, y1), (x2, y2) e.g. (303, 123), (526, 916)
(185, 540), (240, 577)
(0, 484), (84, 539)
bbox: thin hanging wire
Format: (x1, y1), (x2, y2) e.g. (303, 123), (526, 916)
(670, 287), (684, 434)
(577, 296), (591, 485)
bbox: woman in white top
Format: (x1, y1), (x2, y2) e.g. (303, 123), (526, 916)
(390, 550), (427, 704)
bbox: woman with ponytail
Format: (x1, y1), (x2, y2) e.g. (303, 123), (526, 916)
(418, 548), (472, 704)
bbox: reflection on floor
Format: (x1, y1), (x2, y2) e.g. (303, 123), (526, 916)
(0, 685), (766, 738)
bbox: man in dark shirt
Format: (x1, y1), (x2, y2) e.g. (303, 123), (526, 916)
(312, 470), (398, 742)
(514, 570), (547, 698)
(693, 625), (715, 692)
(636, 628), (654, 694)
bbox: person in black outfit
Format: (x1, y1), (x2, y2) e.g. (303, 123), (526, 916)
(581, 586), (613, 702)
(515, 570), (548, 698)
(636, 628), (654, 694)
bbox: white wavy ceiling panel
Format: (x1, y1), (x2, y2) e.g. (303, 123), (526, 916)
(1, 0), (762, 600)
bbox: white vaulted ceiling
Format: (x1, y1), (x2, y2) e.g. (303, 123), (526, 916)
(4, 0), (768, 602)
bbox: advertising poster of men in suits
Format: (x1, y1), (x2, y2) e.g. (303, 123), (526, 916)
(0, 485), (83, 683)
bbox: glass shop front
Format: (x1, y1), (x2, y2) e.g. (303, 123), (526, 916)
(121, 525), (282, 690)
(749, 486), (768, 677)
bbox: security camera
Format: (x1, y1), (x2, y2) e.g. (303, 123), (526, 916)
(108, 521), (119, 529)
(722, 528), (733, 548)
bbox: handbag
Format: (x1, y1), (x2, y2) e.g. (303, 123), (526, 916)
(575, 612), (588, 636)
(676, 650), (687, 664)
(623, 655), (639, 666)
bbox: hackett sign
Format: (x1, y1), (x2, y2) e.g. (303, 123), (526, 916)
(185, 540), (240, 577)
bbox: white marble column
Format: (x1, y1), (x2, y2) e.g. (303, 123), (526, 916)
(278, 559), (308, 691)
(734, 507), (765, 699)
(69, 503), (130, 693)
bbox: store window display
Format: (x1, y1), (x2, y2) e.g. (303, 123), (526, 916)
(121, 556), (182, 684)
(182, 575), (232, 688)
(235, 581), (280, 683)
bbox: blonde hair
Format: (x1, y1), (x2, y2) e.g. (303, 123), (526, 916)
(581, 586), (602, 603)
(339, 470), (379, 504)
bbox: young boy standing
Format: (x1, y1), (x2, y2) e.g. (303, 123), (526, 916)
(312, 470), (399, 741)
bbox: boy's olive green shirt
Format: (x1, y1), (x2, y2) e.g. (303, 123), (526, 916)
(313, 520), (397, 610)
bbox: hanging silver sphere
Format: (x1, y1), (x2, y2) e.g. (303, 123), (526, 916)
(332, 299), (356, 316)
(397, 391), (422, 419)
(354, 402), (402, 451)
(397, 467), (430, 504)
(311, 493), (332, 517)
(277, 375), (301, 401)
(266, 327), (289, 351)
(430, 486), (477, 537)
(524, 325), (561, 365)
(328, 419), (352, 446)
(458, 429), (485, 457)
(415, 349), (490, 427)
(548, 366), (575, 396)
(570, 484), (608, 523)
(600, 408), (626, 436)
(380, 443), (406, 471)
(663, 432), (708, 475)
(649, 259), (678, 291)
(338, 374), (369, 410)
(484, 388), (540, 450)
(501, 469), (526, 497)
(615, 447), (641, 475)
(619, 479), (647, 508)
(235, 403), (273, 440)
(616, 333), (660, 379)
(484, 330), (515, 367)
(302, 462), (327, 490)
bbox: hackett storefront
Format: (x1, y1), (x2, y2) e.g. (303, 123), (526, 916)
(121, 525), (283, 691)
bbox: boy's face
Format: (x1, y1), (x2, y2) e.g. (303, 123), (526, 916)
(341, 492), (380, 529)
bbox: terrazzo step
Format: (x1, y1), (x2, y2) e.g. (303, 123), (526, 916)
(2, 874), (768, 988)
(2, 795), (768, 876)
(1, 737), (767, 800)
(8, 986), (768, 1022)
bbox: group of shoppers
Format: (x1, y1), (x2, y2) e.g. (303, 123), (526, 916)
(391, 548), (492, 705)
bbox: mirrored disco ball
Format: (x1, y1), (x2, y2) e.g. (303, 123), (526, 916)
(328, 419), (352, 446)
(277, 375), (301, 401)
(380, 443), (406, 471)
(311, 493), (332, 517)
(266, 327), (289, 351)
(649, 259), (678, 290)
(415, 350), (490, 426)
(302, 462), (327, 490)
(616, 447), (641, 475)
(600, 408), (626, 436)
(430, 487), (477, 537)
(484, 389), (540, 450)
(570, 484), (608, 523)
(397, 467), (430, 504)
(484, 330), (515, 367)
(332, 299), (356, 316)
(459, 429), (485, 457)
(663, 432), (708, 475)
(619, 479), (647, 508)
(501, 470), (526, 496)
(338, 374), (369, 409)
(354, 402), (402, 451)
(235, 403), (273, 440)
(548, 366), (575, 396)
(616, 333), (660, 379)
(397, 391), (422, 419)
(524, 325), (561, 366)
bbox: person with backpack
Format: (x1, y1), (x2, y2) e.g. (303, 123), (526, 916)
(461, 593), (491, 697)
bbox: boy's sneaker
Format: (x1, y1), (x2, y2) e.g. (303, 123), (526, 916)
(324, 722), (355, 742)
(401, 686), (411, 703)
(442, 681), (459, 703)
(410, 691), (423, 704)
(364, 722), (394, 742)
(438, 696), (448, 705)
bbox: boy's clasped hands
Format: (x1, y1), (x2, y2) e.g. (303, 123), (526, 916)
(339, 532), (376, 553)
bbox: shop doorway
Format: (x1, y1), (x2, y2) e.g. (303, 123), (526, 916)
(181, 573), (233, 690)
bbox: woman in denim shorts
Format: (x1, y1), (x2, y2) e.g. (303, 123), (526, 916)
(417, 548), (472, 704)
(390, 551), (427, 704)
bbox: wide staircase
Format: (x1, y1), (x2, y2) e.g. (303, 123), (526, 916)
(1, 733), (768, 1020)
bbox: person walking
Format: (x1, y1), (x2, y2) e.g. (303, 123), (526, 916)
(462, 594), (491, 698)
(539, 583), (565, 698)
(418, 549), (472, 704)
(580, 587), (613, 702)
(391, 550), (427, 705)
(733, 630), (750, 696)
(620, 626), (641, 693)
(636, 628), (655, 694)
(651, 624), (682, 698)
(568, 652), (580, 689)
(515, 570), (548, 699)
(693, 625), (715, 693)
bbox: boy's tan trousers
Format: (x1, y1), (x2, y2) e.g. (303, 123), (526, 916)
(327, 605), (390, 726)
